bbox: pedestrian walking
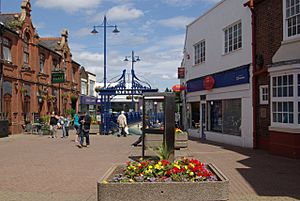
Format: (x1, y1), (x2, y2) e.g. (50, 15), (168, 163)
(73, 112), (81, 143)
(62, 115), (70, 138)
(49, 112), (58, 138)
(78, 112), (91, 148)
(117, 111), (127, 137)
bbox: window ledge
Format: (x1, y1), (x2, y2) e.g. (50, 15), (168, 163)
(282, 35), (300, 45)
(269, 126), (300, 134)
(222, 47), (243, 56)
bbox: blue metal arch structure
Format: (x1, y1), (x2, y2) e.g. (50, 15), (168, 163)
(98, 69), (158, 134)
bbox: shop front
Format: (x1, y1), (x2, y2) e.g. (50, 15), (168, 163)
(185, 64), (253, 148)
(80, 95), (99, 116)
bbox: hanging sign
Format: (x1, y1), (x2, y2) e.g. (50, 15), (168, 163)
(52, 72), (65, 83)
(172, 84), (186, 92)
(178, 67), (185, 79)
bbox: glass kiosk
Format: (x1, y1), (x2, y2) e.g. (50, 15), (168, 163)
(142, 92), (175, 161)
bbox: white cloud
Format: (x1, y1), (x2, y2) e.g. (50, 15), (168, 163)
(107, 5), (144, 21)
(162, 0), (221, 7)
(35, 0), (102, 13)
(159, 16), (194, 29)
(73, 28), (92, 38)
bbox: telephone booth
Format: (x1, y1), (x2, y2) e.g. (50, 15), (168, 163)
(142, 92), (175, 161)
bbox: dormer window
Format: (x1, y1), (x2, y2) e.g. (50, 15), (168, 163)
(23, 33), (30, 64)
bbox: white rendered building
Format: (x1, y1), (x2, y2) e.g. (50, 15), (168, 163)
(181, 0), (253, 147)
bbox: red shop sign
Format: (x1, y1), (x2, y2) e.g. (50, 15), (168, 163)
(203, 76), (215, 90)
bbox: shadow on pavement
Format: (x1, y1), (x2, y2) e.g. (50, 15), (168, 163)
(189, 138), (300, 200)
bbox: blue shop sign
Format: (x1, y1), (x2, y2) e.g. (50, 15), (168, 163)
(80, 95), (97, 105)
(187, 64), (250, 92)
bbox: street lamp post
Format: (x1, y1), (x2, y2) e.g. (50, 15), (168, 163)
(124, 51), (140, 112)
(91, 15), (120, 88)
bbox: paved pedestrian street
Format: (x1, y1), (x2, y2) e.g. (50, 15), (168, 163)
(0, 130), (299, 201)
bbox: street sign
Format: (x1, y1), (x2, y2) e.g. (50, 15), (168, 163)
(52, 72), (65, 83)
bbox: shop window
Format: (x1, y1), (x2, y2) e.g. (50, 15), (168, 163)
(209, 99), (241, 136)
(271, 73), (300, 127)
(190, 102), (200, 129)
(285, 0), (300, 38)
(194, 40), (205, 65)
(3, 38), (12, 62)
(259, 85), (269, 105)
(224, 21), (242, 54)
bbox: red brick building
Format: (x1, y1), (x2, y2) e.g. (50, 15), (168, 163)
(251, 0), (300, 158)
(0, 0), (81, 135)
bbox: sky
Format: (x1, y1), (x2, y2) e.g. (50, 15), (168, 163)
(1, 0), (221, 91)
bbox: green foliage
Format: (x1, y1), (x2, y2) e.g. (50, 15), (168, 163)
(40, 115), (50, 124)
(65, 108), (76, 117)
(158, 144), (171, 160)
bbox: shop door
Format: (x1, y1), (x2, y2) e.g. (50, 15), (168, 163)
(4, 94), (12, 134)
(200, 103), (206, 139)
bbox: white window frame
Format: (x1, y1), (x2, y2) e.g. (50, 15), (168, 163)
(270, 72), (300, 129)
(194, 40), (205, 65)
(283, 0), (300, 41)
(223, 21), (242, 54)
(3, 37), (12, 62)
(259, 85), (269, 105)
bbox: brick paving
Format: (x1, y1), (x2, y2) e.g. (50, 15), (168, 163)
(0, 130), (299, 201)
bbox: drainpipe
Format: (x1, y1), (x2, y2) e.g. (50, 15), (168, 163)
(245, 0), (257, 149)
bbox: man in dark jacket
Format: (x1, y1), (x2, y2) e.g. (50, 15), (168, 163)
(78, 112), (91, 148)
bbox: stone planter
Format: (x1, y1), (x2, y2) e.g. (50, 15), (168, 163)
(97, 163), (229, 201)
(89, 124), (100, 134)
(145, 132), (188, 150)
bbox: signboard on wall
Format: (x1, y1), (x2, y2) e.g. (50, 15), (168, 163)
(52, 72), (65, 83)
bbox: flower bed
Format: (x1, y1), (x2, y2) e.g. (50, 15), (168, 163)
(109, 158), (217, 183)
(98, 158), (229, 201)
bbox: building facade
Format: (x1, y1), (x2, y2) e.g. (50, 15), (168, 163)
(0, 0), (81, 135)
(80, 67), (98, 115)
(181, 0), (253, 147)
(253, 0), (300, 158)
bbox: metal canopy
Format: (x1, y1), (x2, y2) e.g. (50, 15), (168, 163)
(98, 69), (158, 134)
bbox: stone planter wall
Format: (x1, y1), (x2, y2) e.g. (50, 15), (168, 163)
(97, 163), (229, 201)
(144, 132), (188, 150)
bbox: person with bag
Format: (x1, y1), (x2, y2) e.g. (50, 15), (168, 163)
(78, 112), (91, 148)
(48, 112), (58, 138)
(117, 111), (127, 137)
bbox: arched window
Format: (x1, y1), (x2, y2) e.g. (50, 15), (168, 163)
(3, 38), (12, 62)
(23, 33), (30, 64)
(40, 53), (45, 73)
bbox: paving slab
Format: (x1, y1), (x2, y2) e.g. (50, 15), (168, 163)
(0, 130), (299, 201)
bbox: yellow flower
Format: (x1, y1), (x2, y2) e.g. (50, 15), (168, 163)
(138, 163), (142, 167)
(155, 164), (161, 170)
(102, 180), (108, 184)
(189, 163), (195, 168)
(149, 165), (153, 169)
(189, 172), (194, 176)
(174, 164), (180, 169)
(184, 165), (188, 170)
(158, 161), (162, 166)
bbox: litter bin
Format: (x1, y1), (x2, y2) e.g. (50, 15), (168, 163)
(0, 120), (9, 138)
